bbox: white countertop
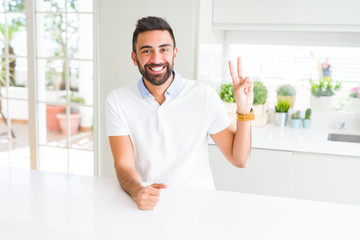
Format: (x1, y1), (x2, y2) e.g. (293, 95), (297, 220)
(251, 125), (360, 157)
(1, 167), (360, 240)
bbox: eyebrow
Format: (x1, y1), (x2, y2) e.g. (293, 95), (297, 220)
(139, 44), (172, 51)
(159, 44), (172, 48)
(139, 45), (152, 50)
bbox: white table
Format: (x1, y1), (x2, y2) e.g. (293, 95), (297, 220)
(1, 167), (360, 240)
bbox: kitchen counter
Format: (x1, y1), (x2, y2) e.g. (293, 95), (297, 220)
(251, 125), (360, 157)
(209, 124), (360, 157)
(1, 167), (360, 240)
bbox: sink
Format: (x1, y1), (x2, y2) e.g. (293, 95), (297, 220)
(327, 133), (360, 143)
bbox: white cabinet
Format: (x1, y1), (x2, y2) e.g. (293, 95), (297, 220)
(209, 145), (360, 205)
(291, 152), (360, 206)
(209, 146), (293, 198)
(213, 0), (360, 32)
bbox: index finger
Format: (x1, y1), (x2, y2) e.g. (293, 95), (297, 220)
(228, 60), (238, 85)
(237, 56), (243, 80)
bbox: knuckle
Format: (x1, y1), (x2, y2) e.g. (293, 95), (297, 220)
(139, 194), (147, 201)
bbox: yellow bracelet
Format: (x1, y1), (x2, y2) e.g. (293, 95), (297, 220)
(237, 108), (255, 121)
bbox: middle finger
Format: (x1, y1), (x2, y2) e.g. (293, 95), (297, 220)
(237, 56), (243, 81)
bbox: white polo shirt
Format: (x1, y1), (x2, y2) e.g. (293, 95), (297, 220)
(106, 72), (230, 189)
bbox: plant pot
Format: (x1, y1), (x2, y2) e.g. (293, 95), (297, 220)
(56, 113), (81, 135)
(277, 95), (295, 108)
(291, 119), (301, 128)
(302, 119), (312, 128)
(252, 102), (269, 127)
(274, 112), (288, 127)
(351, 98), (360, 113)
(310, 95), (333, 112)
(46, 105), (66, 131)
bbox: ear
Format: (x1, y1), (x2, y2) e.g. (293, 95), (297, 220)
(131, 52), (138, 66)
(173, 47), (178, 63)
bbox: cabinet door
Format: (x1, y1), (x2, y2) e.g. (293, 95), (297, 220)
(213, 0), (360, 31)
(209, 146), (293, 198)
(292, 152), (360, 205)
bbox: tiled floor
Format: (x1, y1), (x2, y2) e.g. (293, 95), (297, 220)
(0, 119), (94, 176)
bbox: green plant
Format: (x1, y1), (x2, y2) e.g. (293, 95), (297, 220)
(0, 59), (15, 86)
(61, 93), (85, 113)
(61, 93), (85, 104)
(219, 84), (235, 103)
(275, 98), (290, 113)
(6, 0), (25, 11)
(277, 84), (296, 96)
(43, 0), (79, 90)
(309, 77), (342, 97)
(305, 108), (312, 119)
(253, 80), (268, 105)
(0, 19), (25, 43)
(0, 2), (26, 87)
(70, 95), (85, 104)
(291, 110), (301, 119)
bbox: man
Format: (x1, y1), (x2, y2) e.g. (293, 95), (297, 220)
(106, 16), (253, 210)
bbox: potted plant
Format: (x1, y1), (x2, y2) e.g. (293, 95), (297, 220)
(274, 98), (290, 127)
(46, 104), (66, 131)
(349, 86), (360, 114)
(290, 110), (301, 128)
(219, 83), (237, 125)
(302, 108), (312, 128)
(277, 84), (296, 108)
(309, 77), (342, 111)
(57, 94), (85, 135)
(219, 80), (269, 127)
(252, 79), (268, 127)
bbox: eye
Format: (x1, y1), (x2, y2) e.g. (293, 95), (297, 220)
(161, 48), (169, 53)
(142, 49), (151, 54)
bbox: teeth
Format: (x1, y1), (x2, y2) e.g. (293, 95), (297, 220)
(150, 66), (163, 71)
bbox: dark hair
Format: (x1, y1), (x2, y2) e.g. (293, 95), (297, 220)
(132, 16), (176, 53)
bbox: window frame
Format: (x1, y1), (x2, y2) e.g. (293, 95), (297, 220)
(23, 0), (98, 175)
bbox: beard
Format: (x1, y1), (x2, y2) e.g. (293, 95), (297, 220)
(136, 58), (174, 86)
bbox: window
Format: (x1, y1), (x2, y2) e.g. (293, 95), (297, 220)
(36, 0), (94, 175)
(0, 0), (96, 176)
(228, 44), (360, 111)
(198, 42), (360, 112)
(0, 0), (30, 168)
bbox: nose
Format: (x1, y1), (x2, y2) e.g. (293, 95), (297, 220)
(149, 51), (163, 64)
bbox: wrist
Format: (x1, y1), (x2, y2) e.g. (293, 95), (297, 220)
(236, 107), (251, 114)
(237, 108), (254, 121)
(129, 184), (143, 201)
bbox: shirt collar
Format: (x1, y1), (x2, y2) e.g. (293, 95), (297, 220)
(137, 71), (181, 99)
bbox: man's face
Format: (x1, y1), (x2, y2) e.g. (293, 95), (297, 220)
(131, 30), (177, 86)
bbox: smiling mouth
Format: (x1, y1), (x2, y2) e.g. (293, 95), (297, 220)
(148, 65), (165, 73)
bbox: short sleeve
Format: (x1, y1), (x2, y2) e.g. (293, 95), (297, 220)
(105, 91), (130, 136)
(206, 86), (230, 134)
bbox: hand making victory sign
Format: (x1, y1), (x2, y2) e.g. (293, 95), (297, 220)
(228, 57), (254, 114)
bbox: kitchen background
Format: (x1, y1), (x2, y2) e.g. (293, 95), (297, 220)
(1, 0), (359, 206)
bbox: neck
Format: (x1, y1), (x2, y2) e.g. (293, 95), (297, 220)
(144, 73), (174, 104)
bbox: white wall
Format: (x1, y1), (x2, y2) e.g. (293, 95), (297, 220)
(98, 0), (200, 177)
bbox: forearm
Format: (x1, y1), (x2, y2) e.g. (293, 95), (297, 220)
(115, 165), (143, 201)
(232, 120), (252, 167)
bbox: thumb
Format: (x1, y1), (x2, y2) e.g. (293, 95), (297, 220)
(151, 183), (168, 189)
